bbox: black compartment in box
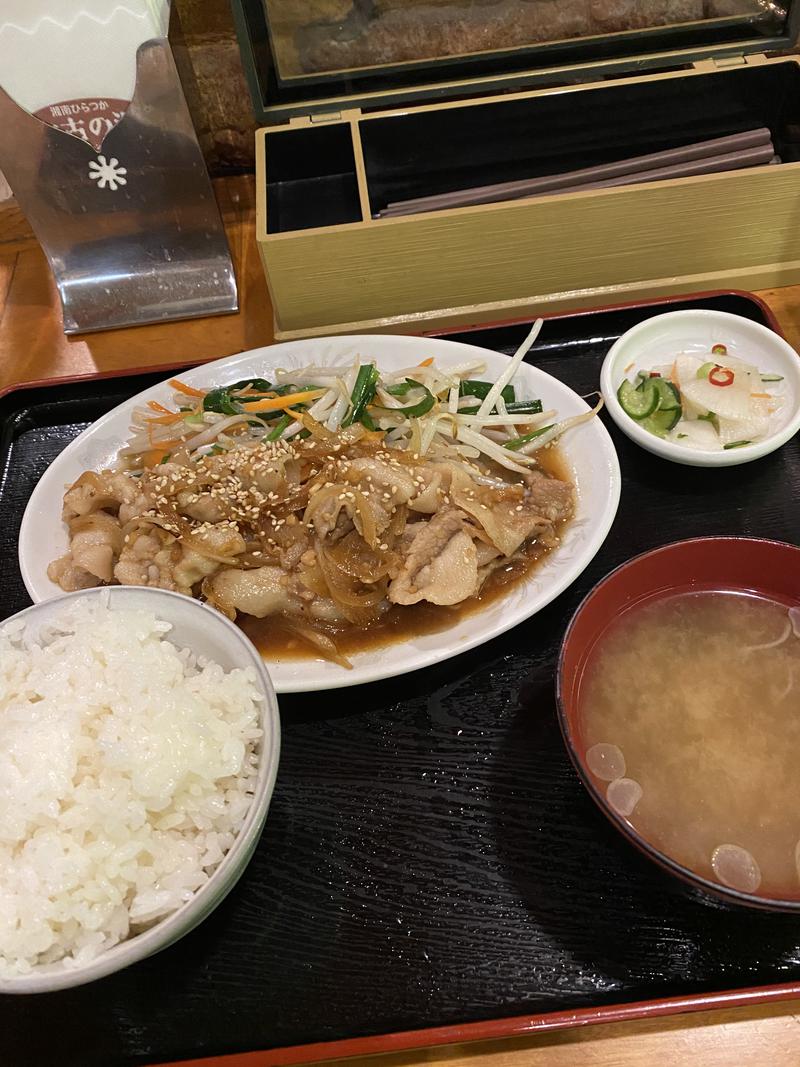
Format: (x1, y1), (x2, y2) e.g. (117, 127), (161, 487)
(265, 121), (362, 233)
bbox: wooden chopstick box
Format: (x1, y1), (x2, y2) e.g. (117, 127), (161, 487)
(233, 1), (800, 339)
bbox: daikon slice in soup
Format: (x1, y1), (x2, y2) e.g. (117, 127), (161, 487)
(579, 590), (800, 900)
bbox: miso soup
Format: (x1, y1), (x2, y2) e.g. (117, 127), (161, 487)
(579, 591), (800, 900)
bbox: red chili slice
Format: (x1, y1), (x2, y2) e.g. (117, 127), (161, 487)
(709, 365), (735, 387)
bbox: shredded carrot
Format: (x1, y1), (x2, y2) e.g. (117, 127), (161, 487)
(147, 400), (174, 414)
(670, 360), (679, 386)
(168, 378), (205, 398)
(141, 439), (184, 467)
(417, 357), (434, 367)
(623, 362), (635, 374)
(752, 391), (771, 399)
(234, 387), (276, 398)
(145, 411), (185, 425)
(142, 448), (170, 467)
(241, 389), (324, 413)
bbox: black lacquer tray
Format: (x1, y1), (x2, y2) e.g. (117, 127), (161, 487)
(2, 292), (799, 1067)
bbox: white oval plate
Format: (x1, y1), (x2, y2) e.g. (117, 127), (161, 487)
(20, 334), (620, 693)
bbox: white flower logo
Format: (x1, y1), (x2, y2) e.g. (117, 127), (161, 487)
(88, 155), (127, 191)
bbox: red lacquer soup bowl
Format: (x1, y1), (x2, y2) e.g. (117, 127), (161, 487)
(557, 536), (800, 912)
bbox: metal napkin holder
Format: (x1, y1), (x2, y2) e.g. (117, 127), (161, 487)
(0, 36), (238, 333)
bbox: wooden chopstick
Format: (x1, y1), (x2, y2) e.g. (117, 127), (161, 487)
(543, 141), (776, 196)
(375, 127), (773, 218)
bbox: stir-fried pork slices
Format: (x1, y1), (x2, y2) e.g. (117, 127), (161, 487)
(48, 392), (576, 661)
(45, 328), (603, 664)
(48, 420), (574, 659)
(389, 510), (480, 606)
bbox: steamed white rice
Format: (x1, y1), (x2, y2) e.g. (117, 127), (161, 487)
(0, 599), (263, 976)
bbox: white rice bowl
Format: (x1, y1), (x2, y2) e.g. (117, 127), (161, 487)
(0, 589), (279, 990)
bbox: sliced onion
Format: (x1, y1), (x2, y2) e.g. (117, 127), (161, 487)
(120, 514), (182, 539)
(181, 534), (244, 564)
(293, 411), (337, 441)
(338, 423), (368, 447)
(347, 490), (377, 548)
(282, 620), (353, 669)
(303, 483), (377, 547)
(330, 533), (390, 583)
(67, 512), (124, 559)
(303, 483), (343, 525)
(65, 471), (122, 513)
(315, 541), (385, 608)
(298, 566), (328, 597)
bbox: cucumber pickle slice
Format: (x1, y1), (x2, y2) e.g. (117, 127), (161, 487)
(617, 378), (658, 419)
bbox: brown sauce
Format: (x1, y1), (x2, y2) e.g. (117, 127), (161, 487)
(240, 448), (571, 662)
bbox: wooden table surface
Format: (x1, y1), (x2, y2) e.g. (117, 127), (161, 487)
(2, 176), (800, 1066)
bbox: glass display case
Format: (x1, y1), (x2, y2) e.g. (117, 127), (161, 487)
(231, 0), (795, 120)
(268, 0), (782, 80)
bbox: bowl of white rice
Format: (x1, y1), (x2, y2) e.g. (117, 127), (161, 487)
(0, 586), (279, 993)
